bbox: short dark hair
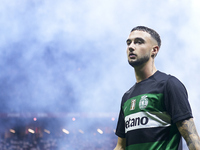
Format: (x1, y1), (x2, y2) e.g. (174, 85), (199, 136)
(131, 26), (161, 48)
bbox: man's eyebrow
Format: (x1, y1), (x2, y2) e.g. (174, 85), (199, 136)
(134, 37), (145, 42)
(126, 37), (145, 44)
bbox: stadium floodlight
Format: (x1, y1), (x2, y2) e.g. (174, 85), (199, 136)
(79, 129), (84, 134)
(10, 129), (15, 134)
(97, 128), (103, 134)
(62, 129), (69, 134)
(28, 128), (35, 134)
(44, 129), (50, 134)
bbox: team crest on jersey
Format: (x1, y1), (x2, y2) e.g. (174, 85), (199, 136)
(139, 95), (148, 110)
(130, 99), (136, 110)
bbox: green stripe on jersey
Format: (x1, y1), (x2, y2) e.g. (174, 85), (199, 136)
(126, 140), (179, 150)
(125, 120), (181, 150)
(123, 93), (165, 117)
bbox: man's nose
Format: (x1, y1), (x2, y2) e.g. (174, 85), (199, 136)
(129, 47), (134, 52)
(128, 43), (135, 52)
(128, 42), (135, 52)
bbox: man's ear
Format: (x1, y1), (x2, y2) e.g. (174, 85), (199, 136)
(151, 46), (159, 58)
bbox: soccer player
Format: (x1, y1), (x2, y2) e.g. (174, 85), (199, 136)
(114, 26), (200, 150)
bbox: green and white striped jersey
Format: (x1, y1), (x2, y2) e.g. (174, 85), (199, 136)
(116, 71), (193, 150)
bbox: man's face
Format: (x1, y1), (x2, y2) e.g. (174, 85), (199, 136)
(126, 30), (155, 67)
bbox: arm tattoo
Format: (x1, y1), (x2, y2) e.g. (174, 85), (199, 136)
(176, 118), (200, 150)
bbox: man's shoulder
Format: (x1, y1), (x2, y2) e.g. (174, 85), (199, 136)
(153, 70), (171, 82)
(123, 71), (171, 94)
(124, 84), (136, 96)
(121, 71), (180, 102)
(156, 71), (183, 85)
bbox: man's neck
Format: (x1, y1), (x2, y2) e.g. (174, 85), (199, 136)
(134, 62), (157, 83)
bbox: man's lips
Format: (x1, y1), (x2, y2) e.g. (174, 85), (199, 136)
(129, 53), (136, 58)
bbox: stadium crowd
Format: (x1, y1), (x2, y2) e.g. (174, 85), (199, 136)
(0, 133), (117, 150)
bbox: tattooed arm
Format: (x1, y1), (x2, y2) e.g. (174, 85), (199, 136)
(176, 118), (200, 150)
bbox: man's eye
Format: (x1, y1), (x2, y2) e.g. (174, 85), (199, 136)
(126, 41), (131, 45)
(134, 40), (142, 44)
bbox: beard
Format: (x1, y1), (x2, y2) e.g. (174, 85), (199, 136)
(128, 54), (150, 67)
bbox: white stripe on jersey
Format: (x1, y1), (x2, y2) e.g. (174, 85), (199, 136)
(125, 111), (171, 133)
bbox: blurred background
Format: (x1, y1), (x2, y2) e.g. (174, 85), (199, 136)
(0, 0), (200, 149)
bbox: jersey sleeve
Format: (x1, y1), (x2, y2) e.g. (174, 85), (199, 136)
(164, 76), (193, 124)
(115, 98), (126, 138)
